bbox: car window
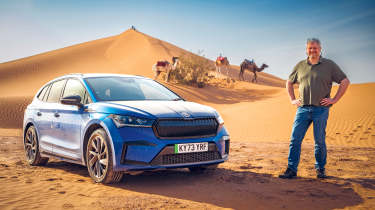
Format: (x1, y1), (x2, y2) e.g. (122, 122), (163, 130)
(46, 79), (66, 103)
(85, 77), (180, 101)
(85, 77), (145, 101)
(42, 85), (52, 102)
(139, 82), (176, 100)
(83, 91), (93, 104)
(37, 85), (49, 101)
(62, 79), (87, 104)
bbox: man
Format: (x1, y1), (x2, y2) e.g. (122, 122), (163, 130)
(279, 38), (350, 179)
(218, 53), (224, 61)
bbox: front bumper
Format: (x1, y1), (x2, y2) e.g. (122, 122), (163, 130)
(103, 117), (230, 172)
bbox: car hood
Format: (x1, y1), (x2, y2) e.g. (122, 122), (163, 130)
(90, 100), (218, 119)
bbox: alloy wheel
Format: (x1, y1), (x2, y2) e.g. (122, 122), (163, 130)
(25, 127), (37, 162)
(88, 134), (108, 179)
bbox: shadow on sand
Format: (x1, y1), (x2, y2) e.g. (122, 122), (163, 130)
(45, 161), (364, 210)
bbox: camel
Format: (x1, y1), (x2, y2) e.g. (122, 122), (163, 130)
(239, 60), (268, 83)
(215, 56), (230, 77)
(152, 56), (179, 82)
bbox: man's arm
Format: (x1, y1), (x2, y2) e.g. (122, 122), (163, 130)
(320, 78), (350, 106)
(286, 80), (301, 107)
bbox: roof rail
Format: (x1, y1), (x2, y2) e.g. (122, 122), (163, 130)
(67, 73), (84, 76)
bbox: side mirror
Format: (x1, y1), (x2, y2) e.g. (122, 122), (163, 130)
(61, 95), (83, 108)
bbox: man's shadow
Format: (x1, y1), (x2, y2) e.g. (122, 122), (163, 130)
(46, 162), (364, 210)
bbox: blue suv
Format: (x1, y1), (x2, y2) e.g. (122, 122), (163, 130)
(23, 74), (230, 183)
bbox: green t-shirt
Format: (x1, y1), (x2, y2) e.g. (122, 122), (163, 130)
(289, 57), (347, 106)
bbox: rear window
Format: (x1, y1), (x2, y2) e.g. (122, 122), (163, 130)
(46, 79), (66, 103)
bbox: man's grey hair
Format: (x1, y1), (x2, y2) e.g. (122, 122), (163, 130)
(307, 38), (321, 45)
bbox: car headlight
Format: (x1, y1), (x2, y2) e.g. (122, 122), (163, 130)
(109, 114), (154, 128)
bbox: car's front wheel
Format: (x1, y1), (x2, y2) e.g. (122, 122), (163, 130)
(86, 128), (123, 183)
(24, 125), (49, 166)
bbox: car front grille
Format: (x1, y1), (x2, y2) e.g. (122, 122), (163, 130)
(161, 151), (221, 165)
(151, 143), (221, 165)
(153, 118), (218, 139)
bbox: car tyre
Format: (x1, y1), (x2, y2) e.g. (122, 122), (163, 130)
(24, 125), (49, 166)
(86, 128), (123, 184)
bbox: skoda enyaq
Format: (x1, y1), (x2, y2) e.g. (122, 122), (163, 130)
(23, 74), (230, 183)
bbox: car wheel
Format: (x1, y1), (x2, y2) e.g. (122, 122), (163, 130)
(24, 125), (49, 166)
(86, 128), (123, 183)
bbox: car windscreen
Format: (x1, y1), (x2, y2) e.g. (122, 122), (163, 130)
(84, 77), (181, 101)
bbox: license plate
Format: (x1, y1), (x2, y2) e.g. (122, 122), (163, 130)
(175, 142), (208, 154)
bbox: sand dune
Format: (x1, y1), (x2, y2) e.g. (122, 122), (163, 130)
(0, 29), (374, 209)
(0, 96), (32, 129)
(0, 29), (284, 97)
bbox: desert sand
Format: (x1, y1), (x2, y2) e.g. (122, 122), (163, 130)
(0, 29), (374, 209)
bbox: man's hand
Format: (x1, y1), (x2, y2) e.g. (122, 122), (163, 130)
(286, 80), (301, 107)
(320, 98), (335, 106)
(291, 99), (302, 107)
(321, 78), (349, 107)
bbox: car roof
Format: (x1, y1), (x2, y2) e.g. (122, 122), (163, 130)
(35, 73), (151, 99)
(40, 73), (149, 89)
(53, 73), (148, 80)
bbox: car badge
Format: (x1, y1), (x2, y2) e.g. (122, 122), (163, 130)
(180, 112), (191, 118)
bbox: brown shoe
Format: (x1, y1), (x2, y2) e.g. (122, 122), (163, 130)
(279, 168), (297, 179)
(316, 169), (327, 179)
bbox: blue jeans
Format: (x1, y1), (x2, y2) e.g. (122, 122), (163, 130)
(287, 106), (329, 172)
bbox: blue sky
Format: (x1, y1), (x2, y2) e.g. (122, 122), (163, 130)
(1, 0), (374, 83)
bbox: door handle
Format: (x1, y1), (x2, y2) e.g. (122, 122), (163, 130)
(37, 112), (42, 116)
(54, 113), (60, 118)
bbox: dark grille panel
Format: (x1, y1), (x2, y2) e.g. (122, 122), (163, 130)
(225, 140), (230, 154)
(151, 151), (221, 165)
(151, 143), (222, 165)
(154, 118), (218, 138)
(162, 151), (221, 165)
(120, 144), (128, 164)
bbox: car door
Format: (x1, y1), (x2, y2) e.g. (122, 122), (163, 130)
(35, 79), (67, 155)
(52, 78), (89, 161)
(33, 84), (53, 154)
